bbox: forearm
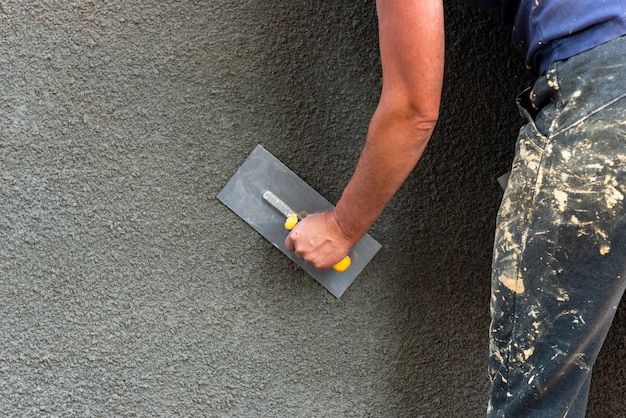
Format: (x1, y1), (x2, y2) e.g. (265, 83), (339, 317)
(334, 107), (436, 243)
(334, 0), (445, 244)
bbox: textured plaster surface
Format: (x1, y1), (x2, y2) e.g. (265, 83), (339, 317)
(1, 1), (624, 417)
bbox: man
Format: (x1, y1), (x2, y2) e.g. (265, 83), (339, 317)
(285, 0), (626, 416)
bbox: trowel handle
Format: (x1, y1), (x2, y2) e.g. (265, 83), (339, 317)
(284, 214), (351, 272)
(332, 256), (351, 273)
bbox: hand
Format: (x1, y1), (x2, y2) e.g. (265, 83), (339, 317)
(284, 211), (354, 270)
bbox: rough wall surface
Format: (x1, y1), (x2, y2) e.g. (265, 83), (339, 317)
(1, 1), (624, 417)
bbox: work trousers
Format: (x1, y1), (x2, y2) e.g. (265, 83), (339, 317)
(488, 35), (626, 417)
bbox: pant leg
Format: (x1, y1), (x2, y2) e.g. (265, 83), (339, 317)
(487, 35), (626, 418)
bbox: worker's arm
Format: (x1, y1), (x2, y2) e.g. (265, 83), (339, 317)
(286, 0), (445, 270)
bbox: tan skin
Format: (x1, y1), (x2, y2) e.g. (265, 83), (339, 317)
(285, 0), (445, 270)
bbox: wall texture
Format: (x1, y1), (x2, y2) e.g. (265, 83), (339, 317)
(1, 1), (624, 416)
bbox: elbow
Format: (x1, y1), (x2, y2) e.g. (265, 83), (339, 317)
(409, 109), (439, 133)
(402, 94), (440, 133)
(376, 89), (440, 132)
(368, 101), (438, 157)
(376, 96), (440, 135)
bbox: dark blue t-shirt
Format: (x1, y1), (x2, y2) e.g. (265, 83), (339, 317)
(460, 0), (626, 75)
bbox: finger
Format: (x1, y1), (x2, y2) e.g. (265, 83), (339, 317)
(284, 233), (295, 252)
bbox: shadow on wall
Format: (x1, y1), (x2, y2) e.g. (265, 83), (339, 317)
(381, 4), (532, 414)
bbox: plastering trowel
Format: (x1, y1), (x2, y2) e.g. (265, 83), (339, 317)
(217, 144), (381, 298)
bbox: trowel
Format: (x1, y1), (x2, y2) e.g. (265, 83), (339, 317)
(217, 144), (381, 298)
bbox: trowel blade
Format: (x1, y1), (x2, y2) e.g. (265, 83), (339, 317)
(217, 144), (381, 298)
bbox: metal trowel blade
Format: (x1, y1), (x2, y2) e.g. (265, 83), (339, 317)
(217, 144), (381, 298)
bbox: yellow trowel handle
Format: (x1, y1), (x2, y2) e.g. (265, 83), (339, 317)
(284, 214), (299, 231)
(284, 214), (351, 272)
(331, 255), (351, 273)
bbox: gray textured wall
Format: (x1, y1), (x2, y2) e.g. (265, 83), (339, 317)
(1, 1), (624, 417)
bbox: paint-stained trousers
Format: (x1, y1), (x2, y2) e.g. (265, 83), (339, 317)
(488, 35), (626, 418)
